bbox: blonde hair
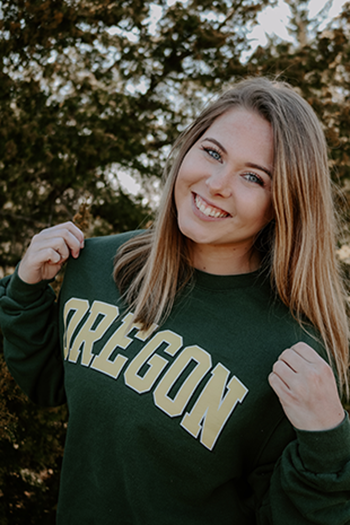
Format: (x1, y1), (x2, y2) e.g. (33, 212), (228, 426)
(114, 77), (350, 398)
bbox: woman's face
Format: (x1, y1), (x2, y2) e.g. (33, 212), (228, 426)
(174, 108), (274, 274)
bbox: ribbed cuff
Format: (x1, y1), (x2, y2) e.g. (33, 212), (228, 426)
(7, 267), (55, 306)
(296, 411), (350, 473)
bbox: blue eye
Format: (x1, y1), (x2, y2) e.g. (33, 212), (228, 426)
(203, 147), (222, 161)
(244, 173), (264, 186)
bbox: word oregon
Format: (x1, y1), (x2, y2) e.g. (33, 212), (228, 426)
(63, 298), (249, 451)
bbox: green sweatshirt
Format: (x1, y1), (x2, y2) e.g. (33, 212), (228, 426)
(1, 231), (350, 525)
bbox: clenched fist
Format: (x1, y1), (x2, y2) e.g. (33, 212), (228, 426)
(18, 222), (84, 284)
(269, 342), (345, 431)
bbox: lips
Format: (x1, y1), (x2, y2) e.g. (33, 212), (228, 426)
(194, 193), (231, 218)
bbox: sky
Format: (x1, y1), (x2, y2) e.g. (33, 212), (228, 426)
(249, 0), (349, 48)
(117, 0), (350, 199)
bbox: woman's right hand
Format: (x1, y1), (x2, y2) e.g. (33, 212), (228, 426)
(18, 222), (85, 284)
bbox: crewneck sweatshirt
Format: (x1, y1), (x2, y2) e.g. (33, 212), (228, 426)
(1, 231), (350, 524)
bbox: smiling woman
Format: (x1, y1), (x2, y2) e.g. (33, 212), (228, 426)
(174, 109), (274, 274)
(1, 77), (350, 525)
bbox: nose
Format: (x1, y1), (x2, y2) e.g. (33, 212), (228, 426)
(205, 168), (232, 198)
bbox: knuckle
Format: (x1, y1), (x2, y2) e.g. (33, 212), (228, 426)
(57, 237), (66, 248)
(272, 361), (278, 373)
(33, 227), (50, 242)
(280, 348), (290, 360)
(272, 360), (282, 374)
(32, 232), (42, 242)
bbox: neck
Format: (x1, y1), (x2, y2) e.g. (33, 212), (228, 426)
(190, 242), (261, 276)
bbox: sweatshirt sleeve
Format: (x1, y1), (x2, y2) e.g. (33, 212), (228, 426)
(251, 412), (350, 524)
(0, 270), (66, 406)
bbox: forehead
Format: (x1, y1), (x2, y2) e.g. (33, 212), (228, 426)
(202, 108), (274, 161)
(207, 107), (271, 133)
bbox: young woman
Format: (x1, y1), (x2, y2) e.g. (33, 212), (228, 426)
(1, 77), (350, 524)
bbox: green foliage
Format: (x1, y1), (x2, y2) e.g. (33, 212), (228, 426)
(0, 333), (67, 524)
(245, 3), (350, 231)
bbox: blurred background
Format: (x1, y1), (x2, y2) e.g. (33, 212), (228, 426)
(1, 0), (350, 522)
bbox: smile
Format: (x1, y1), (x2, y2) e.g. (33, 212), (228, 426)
(194, 193), (230, 219)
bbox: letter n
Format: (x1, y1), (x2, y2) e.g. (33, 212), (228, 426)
(180, 363), (248, 451)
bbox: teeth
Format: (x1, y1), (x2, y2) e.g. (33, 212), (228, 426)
(195, 194), (229, 218)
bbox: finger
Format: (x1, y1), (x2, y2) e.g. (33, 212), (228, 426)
(278, 347), (305, 373)
(291, 341), (326, 365)
(58, 221), (85, 248)
(56, 229), (83, 258)
(26, 243), (68, 268)
(45, 247), (65, 265)
(46, 238), (70, 263)
(32, 235), (71, 261)
(272, 359), (295, 388)
(268, 371), (291, 395)
(21, 235), (73, 279)
(36, 222), (84, 251)
(35, 228), (83, 259)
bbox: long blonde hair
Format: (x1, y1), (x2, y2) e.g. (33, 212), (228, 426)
(114, 77), (350, 398)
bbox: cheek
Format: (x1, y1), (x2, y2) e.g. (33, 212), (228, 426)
(174, 165), (191, 206)
(173, 176), (181, 212)
(240, 192), (273, 228)
(176, 152), (199, 186)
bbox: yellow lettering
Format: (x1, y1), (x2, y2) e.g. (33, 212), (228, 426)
(91, 312), (156, 379)
(68, 301), (119, 366)
(181, 364), (248, 450)
(124, 330), (182, 394)
(154, 345), (212, 417)
(63, 298), (90, 360)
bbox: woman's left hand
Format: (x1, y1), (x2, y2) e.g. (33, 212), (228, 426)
(268, 342), (345, 431)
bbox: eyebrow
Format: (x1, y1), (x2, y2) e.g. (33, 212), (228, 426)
(246, 162), (272, 178)
(202, 137), (273, 178)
